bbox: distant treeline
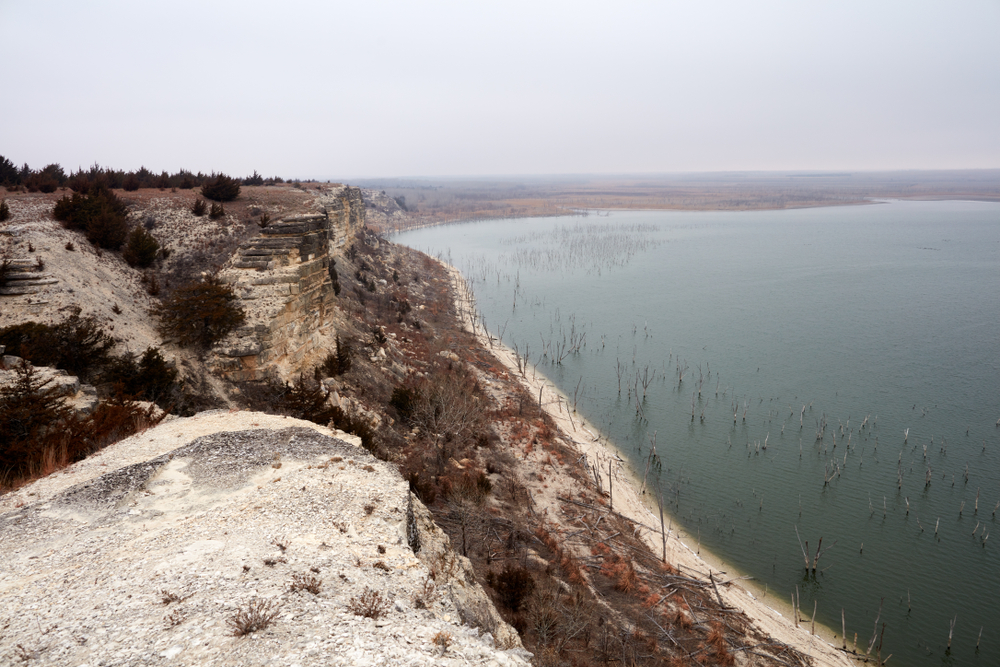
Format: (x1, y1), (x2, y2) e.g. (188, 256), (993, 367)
(0, 155), (283, 193)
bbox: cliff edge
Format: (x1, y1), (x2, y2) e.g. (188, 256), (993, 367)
(0, 411), (528, 666)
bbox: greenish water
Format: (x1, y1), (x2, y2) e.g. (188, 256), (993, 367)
(396, 200), (1000, 666)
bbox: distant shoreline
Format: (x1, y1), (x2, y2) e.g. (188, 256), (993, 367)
(364, 171), (1000, 234)
(378, 194), (1000, 235)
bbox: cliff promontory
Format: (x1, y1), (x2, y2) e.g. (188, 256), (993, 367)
(0, 411), (528, 666)
(211, 187), (364, 381)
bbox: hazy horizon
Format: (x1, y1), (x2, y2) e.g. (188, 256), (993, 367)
(346, 168), (1000, 182)
(3, 1), (998, 178)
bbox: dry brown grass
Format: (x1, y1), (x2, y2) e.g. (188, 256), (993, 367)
(227, 598), (280, 637)
(347, 587), (390, 619)
(289, 572), (322, 595)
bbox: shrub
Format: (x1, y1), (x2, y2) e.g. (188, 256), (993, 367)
(347, 588), (389, 619)
(243, 171), (264, 186)
(432, 630), (452, 653)
(133, 348), (178, 400)
(191, 198), (207, 216)
(406, 470), (437, 505)
(87, 205), (130, 249)
(52, 185), (130, 250)
(201, 173), (241, 202)
(67, 173), (93, 193)
(24, 163), (65, 193)
(0, 361), (71, 479)
(122, 174), (140, 191)
(409, 373), (485, 447)
(413, 577), (437, 609)
(102, 347), (178, 407)
(317, 336), (351, 377)
(209, 202), (224, 220)
(154, 277), (245, 349)
(0, 156), (18, 187)
(0, 370), (161, 489)
(276, 374), (339, 424)
(389, 385), (419, 420)
(264, 373), (375, 449)
(66, 165), (121, 192)
(0, 199), (10, 222)
(289, 573), (322, 595)
(488, 564), (535, 612)
(123, 226), (160, 268)
(0, 314), (116, 381)
(26, 176), (58, 193)
(227, 599), (279, 637)
(40, 163), (66, 184)
(0, 322), (52, 363)
(65, 392), (162, 455)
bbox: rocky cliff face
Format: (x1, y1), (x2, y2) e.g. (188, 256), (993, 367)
(359, 188), (408, 232)
(211, 187), (364, 381)
(0, 412), (528, 666)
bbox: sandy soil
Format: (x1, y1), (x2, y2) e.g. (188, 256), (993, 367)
(444, 263), (856, 667)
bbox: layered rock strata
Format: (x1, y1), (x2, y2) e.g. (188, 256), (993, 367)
(211, 188), (364, 381)
(0, 258), (59, 296)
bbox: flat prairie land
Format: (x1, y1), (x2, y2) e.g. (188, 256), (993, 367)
(360, 170), (1000, 231)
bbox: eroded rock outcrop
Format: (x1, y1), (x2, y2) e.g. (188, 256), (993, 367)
(0, 352), (99, 415)
(0, 412), (528, 666)
(211, 188), (364, 381)
(0, 258), (59, 296)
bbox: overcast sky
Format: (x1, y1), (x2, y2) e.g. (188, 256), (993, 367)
(2, 1), (998, 179)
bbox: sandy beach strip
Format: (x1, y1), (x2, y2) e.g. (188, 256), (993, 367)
(442, 261), (855, 667)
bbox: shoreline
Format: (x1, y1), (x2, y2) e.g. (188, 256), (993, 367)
(382, 199), (877, 235)
(442, 260), (855, 667)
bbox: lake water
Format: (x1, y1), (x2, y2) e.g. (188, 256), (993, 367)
(395, 200), (1000, 666)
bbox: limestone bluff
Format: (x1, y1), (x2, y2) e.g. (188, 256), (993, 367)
(210, 187), (364, 382)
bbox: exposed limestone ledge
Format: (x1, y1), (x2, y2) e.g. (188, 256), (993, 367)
(0, 258), (59, 296)
(0, 411), (528, 666)
(210, 188), (365, 382)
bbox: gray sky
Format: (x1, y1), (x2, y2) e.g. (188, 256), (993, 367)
(2, 0), (998, 179)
